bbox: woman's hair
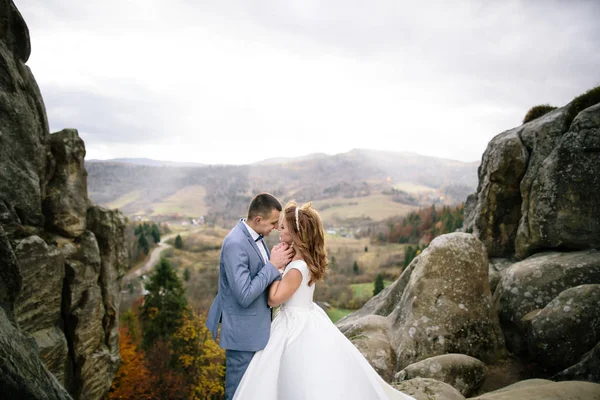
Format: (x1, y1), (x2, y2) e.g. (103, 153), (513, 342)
(283, 201), (328, 285)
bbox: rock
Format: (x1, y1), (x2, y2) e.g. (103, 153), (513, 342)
(528, 284), (600, 371)
(554, 341), (600, 383)
(62, 231), (112, 399)
(488, 258), (514, 293)
(395, 354), (487, 397)
(493, 250), (600, 354)
(87, 206), (128, 379)
(0, 307), (72, 400)
(43, 129), (88, 238)
(392, 377), (466, 400)
(0, 223), (21, 322)
(13, 235), (68, 384)
(0, 1), (126, 398)
(390, 233), (505, 369)
(337, 260), (417, 325)
(338, 315), (395, 381)
(0, 0), (50, 229)
(516, 103), (600, 259)
(461, 128), (529, 258)
(469, 380), (600, 400)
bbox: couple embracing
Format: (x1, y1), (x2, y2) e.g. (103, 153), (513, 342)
(207, 193), (415, 400)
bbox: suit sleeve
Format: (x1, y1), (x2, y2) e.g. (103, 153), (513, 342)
(222, 240), (281, 308)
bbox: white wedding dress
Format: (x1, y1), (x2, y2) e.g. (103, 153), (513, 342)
(233, 260), (415, 400)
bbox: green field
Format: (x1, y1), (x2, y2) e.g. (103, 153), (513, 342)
(326, 307), (353, 323)
(350, 280), (393, 298)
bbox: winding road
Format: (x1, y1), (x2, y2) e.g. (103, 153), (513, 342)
(128, 228), (200, 279)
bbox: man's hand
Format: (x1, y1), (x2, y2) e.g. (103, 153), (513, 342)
(270, 242), (293, 269)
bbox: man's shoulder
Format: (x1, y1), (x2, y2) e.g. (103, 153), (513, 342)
(223, 222), (247, 246)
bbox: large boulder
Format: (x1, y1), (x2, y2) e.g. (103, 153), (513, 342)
(493, 250), (600, 354)
(462, 128), (529, 258)
(553, 341), (600, 383)
(515, 103), (600, 259)
(395, 354), (487, 397)
(389, 233), (506, 369)
(392, 377), (466, 400)
(470, 380), (600, 400)
(527, 284), (600, 372)
(340, 233), (506, 376)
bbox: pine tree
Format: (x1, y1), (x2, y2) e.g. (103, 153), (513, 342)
(140, 258), (188, 349)
(150, 224), (161, 243)
(174, 234), (183, 249)
(373, 273), (384, 296)
(353, 261), (360, 275)
(183, 267), (191, 282)
(138, 234), (149, 255)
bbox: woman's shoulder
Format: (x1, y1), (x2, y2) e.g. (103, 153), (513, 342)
(286, 259), (308, 273)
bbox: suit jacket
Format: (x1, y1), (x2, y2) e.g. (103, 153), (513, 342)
(206, 219), (281, 351)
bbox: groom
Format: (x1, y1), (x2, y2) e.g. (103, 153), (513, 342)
(206, 192), (292, 400)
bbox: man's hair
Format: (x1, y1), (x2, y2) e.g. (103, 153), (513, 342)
(248, 192), (282, 219)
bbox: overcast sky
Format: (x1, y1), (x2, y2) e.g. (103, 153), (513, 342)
(15, 0), (600, 165)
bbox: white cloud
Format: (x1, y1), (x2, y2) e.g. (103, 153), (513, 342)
(14, 0), (600, 165)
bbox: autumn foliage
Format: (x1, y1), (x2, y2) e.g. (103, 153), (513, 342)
(109, 259), (225, 399)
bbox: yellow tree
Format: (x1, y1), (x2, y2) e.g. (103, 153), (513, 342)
(172, 311), (226, 399)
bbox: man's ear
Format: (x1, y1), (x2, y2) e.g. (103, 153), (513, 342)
(253, 215), (262, 224)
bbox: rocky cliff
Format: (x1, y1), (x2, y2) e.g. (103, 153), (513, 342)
(338, 91), (600, 399)
(0, 1), (127, 399)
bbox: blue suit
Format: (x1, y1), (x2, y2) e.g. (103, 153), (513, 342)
(206, 219), (281, 399)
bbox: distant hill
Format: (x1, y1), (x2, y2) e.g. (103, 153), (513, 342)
(86, 149), (479, 228)
(87, 158), (207, 167)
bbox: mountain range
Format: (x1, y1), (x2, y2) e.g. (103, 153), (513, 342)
(86, 148), (479, 227)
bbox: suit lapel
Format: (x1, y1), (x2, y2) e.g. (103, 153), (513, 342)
(238, 219), (266, 267)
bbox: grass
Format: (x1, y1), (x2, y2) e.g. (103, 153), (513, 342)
(393, 182), (436, 194)
(105, 190), (141, 210)
(312, 194), (418, 222)
(326, 235), (406, 277)
(351, 280), (393, 298)
(326, 307), (353, 323)
(150, 185), (207, 217)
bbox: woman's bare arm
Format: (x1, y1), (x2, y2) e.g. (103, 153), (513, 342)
(268, 269), (302, 307)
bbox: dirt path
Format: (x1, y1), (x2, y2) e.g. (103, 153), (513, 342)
(127, 227), (201, 279)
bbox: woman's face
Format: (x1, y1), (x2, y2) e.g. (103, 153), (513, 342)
(279, 215), (293, 244)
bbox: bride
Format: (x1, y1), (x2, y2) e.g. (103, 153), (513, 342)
(233, 201), (415, 399)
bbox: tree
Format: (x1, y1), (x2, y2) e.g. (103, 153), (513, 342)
(150, 224), (161, 243)
(174, 234), (183, 249)
(140, 258), (188, 349)
(353, 261), (360, 275)
(172, 312), (226, 399)
(373, 273), (384, 296)
(108, 325), (153, 399)
(364, 246), (368, 252)
(138, 234), (149, 255)
(183, 267), (191, 282)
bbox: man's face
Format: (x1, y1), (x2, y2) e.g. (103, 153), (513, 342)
(254, 209), (281, 236)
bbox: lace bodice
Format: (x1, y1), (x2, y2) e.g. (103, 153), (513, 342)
(282, 260), (315, 308)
